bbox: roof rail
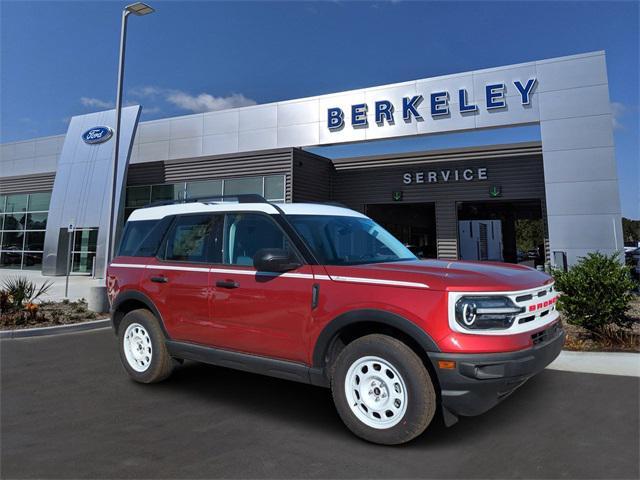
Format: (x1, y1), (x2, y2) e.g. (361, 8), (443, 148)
(143, 194), (268, 209)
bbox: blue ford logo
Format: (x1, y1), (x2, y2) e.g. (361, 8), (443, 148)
(82, 126), (113, 144)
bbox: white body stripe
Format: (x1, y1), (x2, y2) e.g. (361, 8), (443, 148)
(108, 263), (428, 288)
(328, 275), (429, 289)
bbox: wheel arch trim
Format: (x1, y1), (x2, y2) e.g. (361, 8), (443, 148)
(110, 290), (170, 339)
(312, 309), (441, 368)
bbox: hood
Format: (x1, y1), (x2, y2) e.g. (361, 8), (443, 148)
(323, 259), (553, 292)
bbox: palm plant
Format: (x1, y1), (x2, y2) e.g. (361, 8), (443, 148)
(1, 276), (54, 311)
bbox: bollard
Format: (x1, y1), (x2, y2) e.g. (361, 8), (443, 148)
(88, 286), (110, 313)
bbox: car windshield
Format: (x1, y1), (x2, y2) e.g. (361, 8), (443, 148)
(289, 215), (417, 266)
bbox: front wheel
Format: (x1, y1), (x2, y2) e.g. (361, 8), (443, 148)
(331, 334), (437, 445)
(118, 309), (174, 383)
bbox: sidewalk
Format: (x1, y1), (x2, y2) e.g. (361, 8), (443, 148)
(0, 269), (103, 302)
(548, 350), (640, 377)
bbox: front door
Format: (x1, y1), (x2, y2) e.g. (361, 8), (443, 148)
(208, 212), (314, 364)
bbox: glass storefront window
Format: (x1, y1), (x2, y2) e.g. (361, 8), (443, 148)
(0, 251), (23, 268)
(25, 231), (45, 251)
(1, 231), (24, 250)
(2, 213), (25, 230)
(264, 175), (285, 201)
(5, 194), (28, 213)
(125, 175), (286, 216)
(0, 191), (50, 270)
(151, 184), (183, 203)
(22, 252), (43, 270)
(224, 177), (264, 197)
(27, 192), (51, 211)
(27, 212), (47, 230)
(125, 186), (151, 208)
(186, 180), (223, 200)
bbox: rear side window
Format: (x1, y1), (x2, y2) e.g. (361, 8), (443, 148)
(162, 214), (223, 263)
(118, 220), (158, 257)
(118, 217), (173, 257)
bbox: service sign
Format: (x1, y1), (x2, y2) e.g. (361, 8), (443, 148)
(82, 126), (113, 144)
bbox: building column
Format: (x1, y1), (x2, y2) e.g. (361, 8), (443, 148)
(435, 201), (458, 260)
(537, 51), (623, 266)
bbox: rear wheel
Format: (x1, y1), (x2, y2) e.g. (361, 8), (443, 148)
(331, 334), (437, 445)
(118, 309), (174, 383)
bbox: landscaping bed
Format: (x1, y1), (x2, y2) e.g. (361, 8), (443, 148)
(1, 276), (107, 331)
(561, 296), (639, 353)
(1, 299), (108, 331)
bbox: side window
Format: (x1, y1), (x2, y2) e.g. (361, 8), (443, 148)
(163, 214), (222, 263)
(118, 220), (158, 257)
(223, 213), (294, 266)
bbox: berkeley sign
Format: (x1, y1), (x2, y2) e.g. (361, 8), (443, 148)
(327, 78), (537, 130)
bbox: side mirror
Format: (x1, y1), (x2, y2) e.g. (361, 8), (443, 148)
(253, 248), (301, 273)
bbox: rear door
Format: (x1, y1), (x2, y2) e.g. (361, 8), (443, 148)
(139, 213), (224, 342)
(207, 212), (315, 363)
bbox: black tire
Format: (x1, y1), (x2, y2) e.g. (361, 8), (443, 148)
(117, 309), (174, 383)
(331, 334), (437, 445)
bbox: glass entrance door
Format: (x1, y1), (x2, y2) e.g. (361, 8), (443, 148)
(71, 228), (98, 274)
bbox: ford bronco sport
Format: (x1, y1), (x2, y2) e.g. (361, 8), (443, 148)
(107, 195), (564, 445)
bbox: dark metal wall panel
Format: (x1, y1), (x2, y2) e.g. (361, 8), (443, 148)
(332, 142), (542, 170)
(0, 173), (56, 194)
(292, 149), (335, 202)
(126, 162), (166, 186)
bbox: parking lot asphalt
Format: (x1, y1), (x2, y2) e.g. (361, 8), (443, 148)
(1, 329), (639, 479)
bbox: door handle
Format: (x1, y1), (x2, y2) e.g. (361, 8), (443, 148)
(216, 279), (239, 289)
(151, 276), (168, 283)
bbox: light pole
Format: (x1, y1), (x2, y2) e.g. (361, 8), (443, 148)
(106, 2), (154, 270)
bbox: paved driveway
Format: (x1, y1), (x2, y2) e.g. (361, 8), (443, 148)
(1, 329), (638, 479)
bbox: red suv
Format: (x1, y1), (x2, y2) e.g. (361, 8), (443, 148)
(107, 196), (564, 445)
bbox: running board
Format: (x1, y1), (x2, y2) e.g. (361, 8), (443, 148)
(166, 340), (328, 387)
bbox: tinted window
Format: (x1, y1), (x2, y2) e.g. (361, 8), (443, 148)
(224, 213), (294, 266)
(118, 220), (159, 257)
(163, 214), (222, 263)
(289, 215), (416, 266)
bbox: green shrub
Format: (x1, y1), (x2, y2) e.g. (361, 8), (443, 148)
(553, 252), (637, 332)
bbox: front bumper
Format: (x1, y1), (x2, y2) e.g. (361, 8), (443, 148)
(428, 321), (565, 418)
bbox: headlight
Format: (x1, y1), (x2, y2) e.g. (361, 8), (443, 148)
(454, 296), (524, 330)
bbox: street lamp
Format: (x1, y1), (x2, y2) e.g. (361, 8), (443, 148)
(106, 2), (154, 271)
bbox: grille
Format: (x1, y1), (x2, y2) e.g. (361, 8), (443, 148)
(531, 322), (561, 345)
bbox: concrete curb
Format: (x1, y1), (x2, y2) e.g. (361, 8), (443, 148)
(0, 319), (111, 339)
(547, 350), (640, 377)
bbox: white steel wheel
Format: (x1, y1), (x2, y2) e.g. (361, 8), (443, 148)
(344, 355), (408, 429)
(123, 322), (153, 372)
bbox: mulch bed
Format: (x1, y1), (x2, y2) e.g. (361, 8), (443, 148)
(0, 299), (108, 331)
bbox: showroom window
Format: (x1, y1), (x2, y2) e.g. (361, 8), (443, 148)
(0, 192), (51, 270)
(124, 175), (286, 219)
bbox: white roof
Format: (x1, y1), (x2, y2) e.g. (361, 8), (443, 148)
(127, 202), (368, 222)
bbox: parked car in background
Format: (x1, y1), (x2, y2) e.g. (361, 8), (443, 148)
(107, 196), (564, 445)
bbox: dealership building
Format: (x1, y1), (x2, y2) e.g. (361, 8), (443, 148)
(0, 51), (624, 277)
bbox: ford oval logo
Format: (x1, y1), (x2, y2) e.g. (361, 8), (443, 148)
(82, 126), (113, 144)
